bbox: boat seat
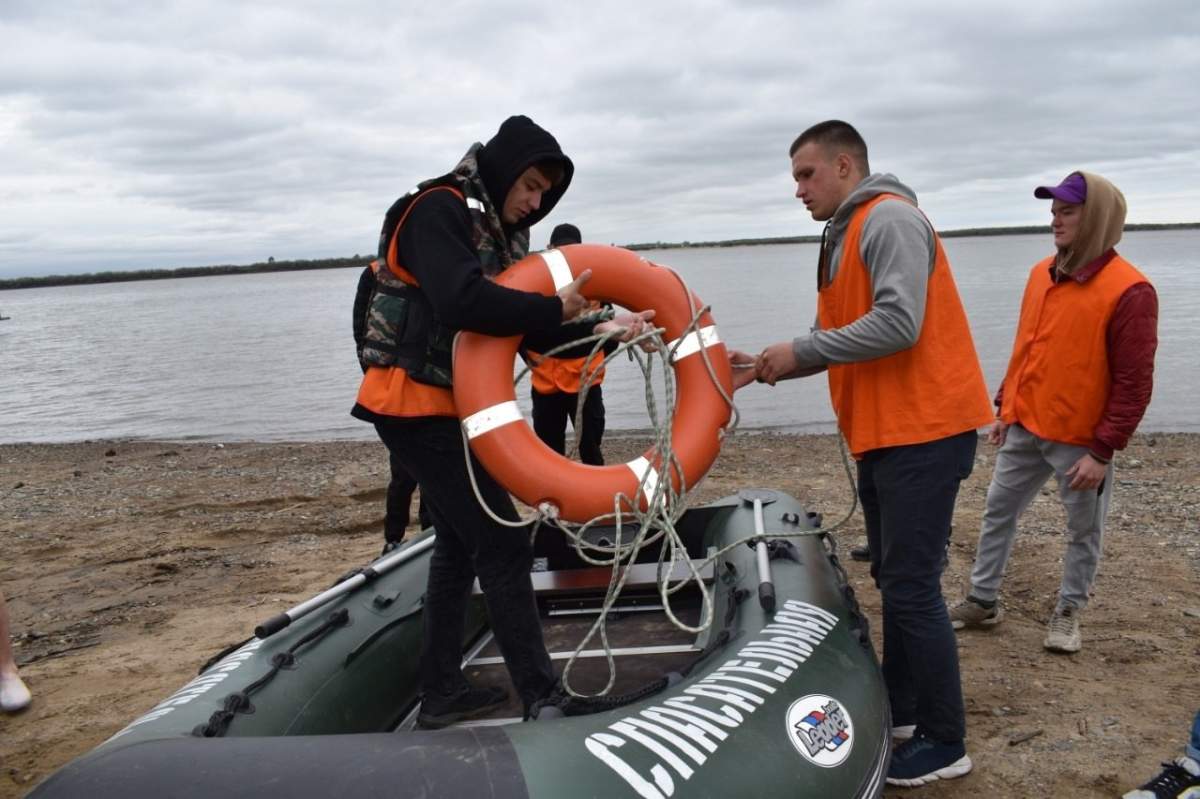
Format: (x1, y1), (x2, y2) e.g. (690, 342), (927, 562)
(472, 559), (715, 597)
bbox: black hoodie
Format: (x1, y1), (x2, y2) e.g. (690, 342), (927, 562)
(393, 117), (573, 338)
(477, 114), (574, 233)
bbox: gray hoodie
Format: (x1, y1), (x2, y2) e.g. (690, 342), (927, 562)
(792, 173), (937, 369)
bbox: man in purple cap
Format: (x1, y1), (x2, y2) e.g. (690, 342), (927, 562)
(950, 171), (1158, 653)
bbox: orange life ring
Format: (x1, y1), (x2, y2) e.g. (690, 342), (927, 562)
(453, 244), (733, 523)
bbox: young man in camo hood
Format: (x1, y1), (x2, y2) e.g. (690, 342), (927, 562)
(351, 116), (650, 727)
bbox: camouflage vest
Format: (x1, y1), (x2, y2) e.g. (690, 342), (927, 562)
(359, 144), (530, 386)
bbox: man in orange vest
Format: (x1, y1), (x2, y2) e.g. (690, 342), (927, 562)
(524, 223), (613, 465)
(351, 116), (587, 728)
(353, 260), (429, 552)
(351, 116), (652, 729)
(732, 120), (992, 787)
(950, 172), (1158, 655)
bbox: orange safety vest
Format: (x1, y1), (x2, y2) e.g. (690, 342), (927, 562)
(998, 254), (1148, 446)
(528, 352), (606, 394)
(354, 187), (462, 419)
(527, 301), (607, 394)
(817, 193), (992, 456)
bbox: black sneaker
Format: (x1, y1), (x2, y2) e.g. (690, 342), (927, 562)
(416, 685), (509, 729)
(849, 542), (871, 562)
(886, 734), (972, 787)
(1123, 756), (1200, 798)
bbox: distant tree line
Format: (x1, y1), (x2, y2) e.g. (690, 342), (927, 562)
(2, 221), (1197, 290)
(625, 234), (821, 250)
(627, 221), (1200, 250)
(0, 255), (368, 291)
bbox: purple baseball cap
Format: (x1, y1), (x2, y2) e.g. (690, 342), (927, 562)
(1034, 172), (1087, 203)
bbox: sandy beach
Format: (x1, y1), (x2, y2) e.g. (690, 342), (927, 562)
(1, 431), (1197, 797)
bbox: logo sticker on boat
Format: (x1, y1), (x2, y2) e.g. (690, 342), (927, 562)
(786, 694), (854, 767)
(584, 599), (841, 798)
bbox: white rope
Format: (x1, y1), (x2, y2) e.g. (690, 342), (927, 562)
(458, 263), (859, 699)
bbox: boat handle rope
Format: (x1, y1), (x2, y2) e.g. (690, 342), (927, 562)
(460, 263), (861, 701)
(823, 535), (875, 654)
(192, 608), (350, 738)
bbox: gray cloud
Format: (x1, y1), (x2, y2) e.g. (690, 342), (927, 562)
(1, 0), (1197, 277)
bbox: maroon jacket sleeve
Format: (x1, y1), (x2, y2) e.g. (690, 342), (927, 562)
(1090, 282), (1158, 460)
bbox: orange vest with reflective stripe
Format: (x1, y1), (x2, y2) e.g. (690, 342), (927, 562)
(528, 352), (606, 394)
(817, 194), (992, 456)
(998, 254), (1147, 446)
(354, 187), (461, 419)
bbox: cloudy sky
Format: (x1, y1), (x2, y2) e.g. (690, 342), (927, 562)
(1, 0), (1197, 278)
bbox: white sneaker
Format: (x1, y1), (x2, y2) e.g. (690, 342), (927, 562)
(1044, 606), (1082, 653)
(892, 724), (916, 741)
(1, 673), (31, 712)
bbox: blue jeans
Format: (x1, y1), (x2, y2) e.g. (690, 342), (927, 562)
(374, 418), (555, 710)
(859, 430), (977, 744)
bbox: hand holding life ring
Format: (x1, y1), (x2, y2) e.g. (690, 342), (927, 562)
(454, 244), (732, 523)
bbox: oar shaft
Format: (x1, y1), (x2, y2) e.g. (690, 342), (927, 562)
(255, 535), (436, 638)
(753, 499), (776, 613)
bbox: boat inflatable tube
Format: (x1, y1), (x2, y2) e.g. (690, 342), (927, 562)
(454, 244), (733, 522)
(28, 491), (889, 799)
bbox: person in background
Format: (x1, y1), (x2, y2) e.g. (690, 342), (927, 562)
(353, 260), (429, 553)
(523, 223), (613, 465)
(848, 537), (873, 562)
(949, 172), (1157, 654)
(1123, 709), (1200, 798)
(351, 116), (652, 728)
(730, 119), (992, 787)
(1, 589), (32, 713)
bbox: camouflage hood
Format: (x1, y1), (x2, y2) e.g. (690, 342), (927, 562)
(446, 143), (530, 276)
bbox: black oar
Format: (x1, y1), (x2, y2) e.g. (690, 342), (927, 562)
(254, 534), (436, 638)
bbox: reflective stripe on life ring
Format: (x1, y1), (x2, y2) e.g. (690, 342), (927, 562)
(461, 401), (524, 439)
(668, 325), (721, 363)
(453, 244), (733, 523)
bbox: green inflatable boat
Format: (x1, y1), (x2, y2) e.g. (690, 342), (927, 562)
(30, 489), (889, 798)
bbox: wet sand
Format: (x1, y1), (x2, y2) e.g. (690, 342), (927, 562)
(1, 432), (1197, 797)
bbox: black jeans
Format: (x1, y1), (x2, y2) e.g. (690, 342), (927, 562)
(374, 418), (555, 710)
(859, 430), (977, 744)
(383, 445), (430, 542)
(531, 386), (606, 466)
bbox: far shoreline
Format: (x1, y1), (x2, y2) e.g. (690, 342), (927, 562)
(3, 222), (1197, 291)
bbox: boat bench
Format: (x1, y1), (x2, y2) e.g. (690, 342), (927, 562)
(472, 559), (715, 597)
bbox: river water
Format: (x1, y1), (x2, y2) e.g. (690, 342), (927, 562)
(1, 230), (1195, 443)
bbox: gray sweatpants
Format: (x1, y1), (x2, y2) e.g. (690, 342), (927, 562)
(969, 423), (1114, 612)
